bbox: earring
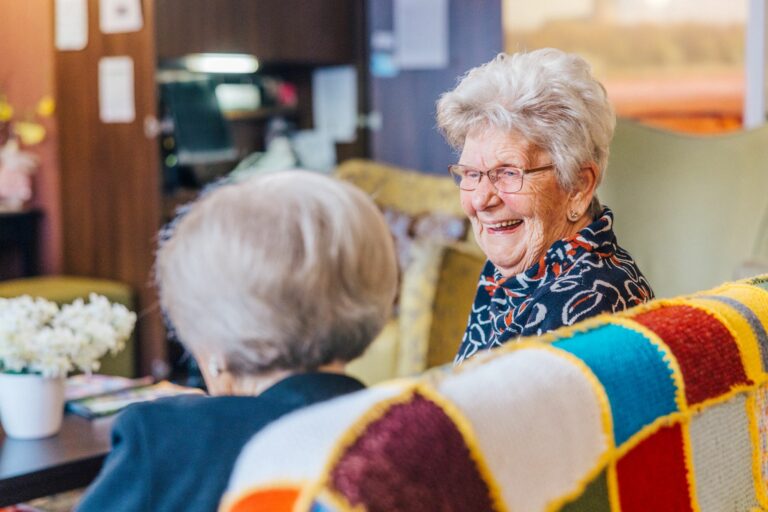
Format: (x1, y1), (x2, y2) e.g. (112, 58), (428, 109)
(569, 210), (580, 221)
(208, 358), (221, 378)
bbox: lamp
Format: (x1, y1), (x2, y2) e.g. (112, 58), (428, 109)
(182, 53), (259, 74)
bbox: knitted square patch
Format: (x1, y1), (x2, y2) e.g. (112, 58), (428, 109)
(310, 502), (335, 512)
(227, 488), (300, 512)
(632, 305), (749, 405)
(221, 384), (408, 510)
(554, 323), (678, 445)
(616, 423), (693, 512)
(559, 470), (611, 512)
(329, 393), (498, 512)
(437, 348), (608, 512)
(749, 276), (768, 291)
(692, 294), (768, 376)
(688, 393), (759, 511)
(758, 385), (768, 502)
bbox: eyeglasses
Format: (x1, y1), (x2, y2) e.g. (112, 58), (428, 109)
(448, 163), (555, 193)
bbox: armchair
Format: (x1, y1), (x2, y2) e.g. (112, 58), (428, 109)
(335, 160), (484, 384)
(601, 119), (768, 298)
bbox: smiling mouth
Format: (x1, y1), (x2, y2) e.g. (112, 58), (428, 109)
(486, 219), (522, 233)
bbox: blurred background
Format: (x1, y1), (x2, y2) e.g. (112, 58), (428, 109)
(1, 0), (766, 378)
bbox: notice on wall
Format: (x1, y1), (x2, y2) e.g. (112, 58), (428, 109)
(394, 0), (448, 69)
(312, 66), (358, 144)
(370, 30), (399, 78)
(55, 0), (88, 51)
(98, 57), (135, 124)
(100, 0), (143, 34)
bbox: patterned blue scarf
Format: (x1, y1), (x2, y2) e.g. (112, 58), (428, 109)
(455, 207), (654, 364)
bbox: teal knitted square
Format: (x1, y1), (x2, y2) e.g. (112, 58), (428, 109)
(554, 323), (679, 445)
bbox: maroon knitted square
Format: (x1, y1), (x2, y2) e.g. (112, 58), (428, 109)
(329, 393), (497, 512)
(632, 305), (749, 405)
(616, 423), (693, 512)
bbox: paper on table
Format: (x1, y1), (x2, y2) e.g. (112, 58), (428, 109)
(99, 0), (143, 34)
(55, 0), (88, 51)
(312, 66), (358, 144)
(65, 374), (154, 401)
(98, 56), (135, 123)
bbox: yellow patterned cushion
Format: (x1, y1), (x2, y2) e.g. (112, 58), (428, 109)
(426, 242), (486, 368)
(336, 160), (484, 383)
(396, 241), (485, 376)
(334, 159), (465, 219)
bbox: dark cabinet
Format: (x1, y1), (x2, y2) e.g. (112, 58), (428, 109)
(155, 0), (358, 65)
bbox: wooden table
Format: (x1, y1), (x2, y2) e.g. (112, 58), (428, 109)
(0, 413), (114, 506)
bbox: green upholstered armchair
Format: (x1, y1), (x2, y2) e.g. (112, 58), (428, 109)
(601, 119), (768, 298)
(335, 160), (485, 384)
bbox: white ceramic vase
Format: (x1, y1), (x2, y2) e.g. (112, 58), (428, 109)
(0, 372), (65, 439)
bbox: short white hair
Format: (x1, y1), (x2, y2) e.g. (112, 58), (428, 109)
(156, 171), (398, 375)
(436, 48), (615, 192)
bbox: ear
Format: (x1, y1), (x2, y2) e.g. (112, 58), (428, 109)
(567, 162), (599, 220)
(197, 352), (233, 395)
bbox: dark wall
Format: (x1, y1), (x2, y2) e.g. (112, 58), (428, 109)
(368, 0), (502, 174)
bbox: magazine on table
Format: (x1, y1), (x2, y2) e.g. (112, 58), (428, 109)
(65, 374), (204, 418)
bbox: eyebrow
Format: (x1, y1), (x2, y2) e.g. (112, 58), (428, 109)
(457, 162), (526, 169)
(491, 162), (529, 169)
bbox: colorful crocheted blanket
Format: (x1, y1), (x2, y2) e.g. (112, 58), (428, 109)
(221, 275), (768, 512)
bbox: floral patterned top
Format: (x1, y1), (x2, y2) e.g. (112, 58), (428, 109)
(455, 207), (654, 364)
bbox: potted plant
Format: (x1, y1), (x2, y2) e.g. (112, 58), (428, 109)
(0, 294), (136, 438)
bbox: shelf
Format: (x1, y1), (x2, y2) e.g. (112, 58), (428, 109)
(223, 106), (299, 121)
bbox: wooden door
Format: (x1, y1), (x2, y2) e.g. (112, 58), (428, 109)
(55, 0), (163, 375)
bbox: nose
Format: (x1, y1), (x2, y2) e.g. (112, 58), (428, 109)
(470, 174), (501, 211)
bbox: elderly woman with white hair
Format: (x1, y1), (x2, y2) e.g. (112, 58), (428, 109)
(436, 48), (654, 364)
(77, 171), (398, 511)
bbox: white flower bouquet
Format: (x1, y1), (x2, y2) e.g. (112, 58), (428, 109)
(0, 294), (137, 378)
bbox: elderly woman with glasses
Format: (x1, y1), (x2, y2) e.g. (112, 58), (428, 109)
(437, 48), (654, 364)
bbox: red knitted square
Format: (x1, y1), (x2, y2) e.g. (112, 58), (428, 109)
(632, 305), (749, 405)
(616, 423), (693, 512)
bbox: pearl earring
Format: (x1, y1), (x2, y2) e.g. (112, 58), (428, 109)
(208, 359), (221, 378)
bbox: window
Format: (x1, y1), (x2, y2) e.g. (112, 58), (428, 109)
(503, 0), (747, 133)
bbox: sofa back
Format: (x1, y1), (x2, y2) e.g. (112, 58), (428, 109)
(221, 275), (768, 512)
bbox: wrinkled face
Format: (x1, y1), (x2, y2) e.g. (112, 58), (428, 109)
(459, 128), (576, 277)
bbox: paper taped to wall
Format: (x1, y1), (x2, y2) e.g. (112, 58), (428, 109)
(98, 56), (136, 124)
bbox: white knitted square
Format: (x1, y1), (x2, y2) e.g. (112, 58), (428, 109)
(757, 385), (768, 503)
(438, 347), (608, 512)
(689, 393), (759, 512)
